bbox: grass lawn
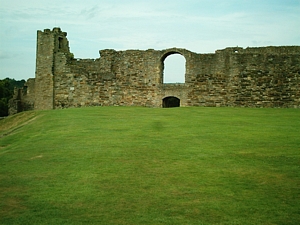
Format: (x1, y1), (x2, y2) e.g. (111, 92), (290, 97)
(0, 107), (299, 224)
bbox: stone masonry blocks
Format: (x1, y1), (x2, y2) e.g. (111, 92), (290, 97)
(10, 28), (300, 114)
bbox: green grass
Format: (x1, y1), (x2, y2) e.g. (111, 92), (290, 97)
(0, 107), (299, 224)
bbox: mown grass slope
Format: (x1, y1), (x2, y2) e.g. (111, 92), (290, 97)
(0, 107), (299, 224)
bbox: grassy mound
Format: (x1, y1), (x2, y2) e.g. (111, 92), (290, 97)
(0, 107), (299, 224)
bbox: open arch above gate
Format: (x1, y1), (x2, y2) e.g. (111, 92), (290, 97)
(163, 54), (185, 83)
(160, 48), (188, 84)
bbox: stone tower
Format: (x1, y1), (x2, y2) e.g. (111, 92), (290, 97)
(35, 28), (69, 110)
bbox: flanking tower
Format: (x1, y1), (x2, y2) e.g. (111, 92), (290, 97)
(34, 27), (69, 110)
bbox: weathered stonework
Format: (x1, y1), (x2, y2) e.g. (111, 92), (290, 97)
(9, 27), (300, 114)
(8, 78), (35, 114)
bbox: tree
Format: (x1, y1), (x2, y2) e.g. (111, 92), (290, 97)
(0, 78), (25, 117)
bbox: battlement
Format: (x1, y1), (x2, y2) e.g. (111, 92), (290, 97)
(39, 27), (67, 36)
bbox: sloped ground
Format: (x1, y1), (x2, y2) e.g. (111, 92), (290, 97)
(0, 107), (299, 224)
(0, 111), (38, 138)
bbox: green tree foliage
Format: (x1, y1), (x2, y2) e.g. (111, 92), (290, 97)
(0, 78), (25, 117)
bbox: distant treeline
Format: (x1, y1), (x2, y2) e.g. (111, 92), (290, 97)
(0, 78), (25, 117)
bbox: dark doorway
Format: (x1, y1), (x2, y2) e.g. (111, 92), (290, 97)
(162, 96), (180, 108)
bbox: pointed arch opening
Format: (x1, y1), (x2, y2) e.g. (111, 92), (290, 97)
(162, 53), (186, 83)
(162, 96), (180, 108)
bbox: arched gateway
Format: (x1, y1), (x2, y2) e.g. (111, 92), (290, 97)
(162, 96), (180, 108)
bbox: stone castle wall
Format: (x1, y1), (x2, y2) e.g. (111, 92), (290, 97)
(8, 78), (35, 115)
(9, 28), (300, 114)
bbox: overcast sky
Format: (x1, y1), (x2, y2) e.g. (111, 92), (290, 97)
(0, 0), (299, 81)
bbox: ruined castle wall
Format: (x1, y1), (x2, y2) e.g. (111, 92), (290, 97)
(23, 78), (35, 109)
(30, 28), (300, 110)
(53, 48), (204, 108)
(51, 45), (299, 109)
(233, 49), (300, 107)
(53, 49), (162, 108)
(8, 78), (35, 115)
(8, 28), (299, 116)
(186, 47), (300, 107)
